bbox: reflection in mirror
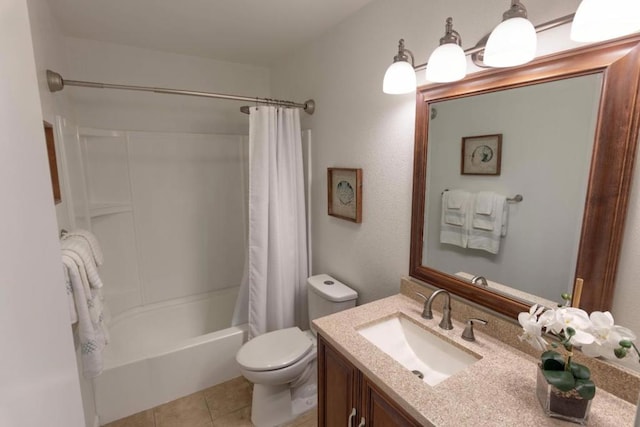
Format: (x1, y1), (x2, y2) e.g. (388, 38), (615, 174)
(410, 35), (640, 319)
(423, 74), (603, 304)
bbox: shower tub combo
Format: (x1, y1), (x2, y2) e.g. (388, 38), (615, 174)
(94, 287), (246, 424)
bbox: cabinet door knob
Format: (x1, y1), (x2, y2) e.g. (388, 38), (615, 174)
(358, 417), (366, 427)
(348, 408), (356, 427)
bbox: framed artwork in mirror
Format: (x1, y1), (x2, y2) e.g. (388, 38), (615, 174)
(461, 134), (502, 175)
(328, 167), (362, 223)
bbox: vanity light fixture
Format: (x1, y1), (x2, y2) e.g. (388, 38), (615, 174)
(426, 18), (467, 83)
(382, 39), (417, 94)
(383, 1), (640, 93)
(571, 0), (640, 42)
(483, 0), (537, 67)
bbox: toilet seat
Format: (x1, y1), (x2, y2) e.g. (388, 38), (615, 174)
(236, 327), (312, 372)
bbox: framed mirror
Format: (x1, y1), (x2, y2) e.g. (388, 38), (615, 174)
(410, 35), (640, 319)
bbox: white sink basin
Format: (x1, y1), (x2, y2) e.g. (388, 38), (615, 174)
(357, 314), (480, 386)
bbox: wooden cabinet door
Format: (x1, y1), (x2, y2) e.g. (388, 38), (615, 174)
(318, 335), (359, 427)
(360, 375), (422, 427)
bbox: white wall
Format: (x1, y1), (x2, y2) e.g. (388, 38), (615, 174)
(0, 1), (84, 426)
(26, 0), (76, 229)
(271, 0), (640, 369)
(271, 0), (581, 303)
(64, 37), (271, 135)
(425, 75), (601, 301)
(25, 1), (98, 426)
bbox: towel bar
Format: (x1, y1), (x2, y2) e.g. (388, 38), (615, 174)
(507, 194), (523, 203)
(441, 189), (523, 203)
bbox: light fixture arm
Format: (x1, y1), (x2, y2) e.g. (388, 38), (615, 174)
(393, 38), (415, 66)
(408, 13), (575, 71)
(440, 17), (462, 46)
(503, 0), (528, 21)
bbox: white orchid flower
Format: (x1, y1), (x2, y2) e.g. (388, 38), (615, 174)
(549, 307), (595, 346)
(518, 305), (548, 352)
(582, 311), (637, 358)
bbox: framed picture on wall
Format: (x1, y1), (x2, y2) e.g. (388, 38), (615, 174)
(461, 134), (502, 175)
(327, 168), (362, 223)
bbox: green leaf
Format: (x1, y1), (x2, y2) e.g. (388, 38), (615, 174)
(619, 340), (632, 349)
(575, 379), (596, 400)
(543, 370), (575, 392)
(615, 347), (628, 359)
(569, 362), (591, 380)
(541, 350), (565, 371)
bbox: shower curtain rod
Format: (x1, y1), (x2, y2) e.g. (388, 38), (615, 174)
(46, 70), (316, 115)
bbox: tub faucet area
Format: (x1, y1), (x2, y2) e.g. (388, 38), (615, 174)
(415, 289), (453, 330)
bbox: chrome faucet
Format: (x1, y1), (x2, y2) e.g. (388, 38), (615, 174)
(415, 289), (453, 330)
(461, 318), (488, 341)
(471, 275), (488, 287)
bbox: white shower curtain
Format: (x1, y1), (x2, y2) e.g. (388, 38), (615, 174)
(232, 106), (309, 338)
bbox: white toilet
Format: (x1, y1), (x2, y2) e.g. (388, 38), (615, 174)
(236, 274), (358, 426)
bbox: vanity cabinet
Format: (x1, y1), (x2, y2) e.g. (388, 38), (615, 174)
(318, 335), (421, 427)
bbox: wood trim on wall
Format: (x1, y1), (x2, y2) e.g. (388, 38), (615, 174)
(43, 121), (62, 205)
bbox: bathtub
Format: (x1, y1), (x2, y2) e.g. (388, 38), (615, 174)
(94, 287), (248, 424)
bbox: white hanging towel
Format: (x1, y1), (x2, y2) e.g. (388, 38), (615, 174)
(62, 255), (107, 378)
(440, 190), (472, 248)
(63, 265), (77, 324)
(468, 192), (508, 254)
(61, 235), (104, 289)
(61, 229), (104, 266)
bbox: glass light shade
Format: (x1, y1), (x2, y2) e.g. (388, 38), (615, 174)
(425, 43), (467, 83)
(484, 17), (537, 67)
(571, 0), (640, 42)
(382, 60), (416, 94)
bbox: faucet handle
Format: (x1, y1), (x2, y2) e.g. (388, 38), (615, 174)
(461, 318), (488, 342)
(414, 292), (433, 319)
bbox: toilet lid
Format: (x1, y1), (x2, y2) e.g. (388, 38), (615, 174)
(237, 327), (312, 372)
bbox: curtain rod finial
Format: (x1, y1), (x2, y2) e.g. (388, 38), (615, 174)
(304, 99), (315, 115)
(47, 70), (64, 92)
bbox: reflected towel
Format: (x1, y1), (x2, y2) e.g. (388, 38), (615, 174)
(475, 191), (494, 215)
(472, 192), (497, 231)
(468, 193), (508, 254)
(440, 190), (472, 248)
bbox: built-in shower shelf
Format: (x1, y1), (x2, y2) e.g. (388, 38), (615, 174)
(89, 202), (132, 218)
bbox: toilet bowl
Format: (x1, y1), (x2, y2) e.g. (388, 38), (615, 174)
(237, 327), (316, 386)
(235, 274), (358, 427)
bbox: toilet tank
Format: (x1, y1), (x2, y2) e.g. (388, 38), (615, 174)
(307, 274), (358, 328)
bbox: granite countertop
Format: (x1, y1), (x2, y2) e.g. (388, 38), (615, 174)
(313, 293), (637, 427)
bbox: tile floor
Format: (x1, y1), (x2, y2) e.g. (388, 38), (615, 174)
(102, 376), (317, 427)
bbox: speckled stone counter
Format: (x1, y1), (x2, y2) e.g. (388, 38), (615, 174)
(313, 293), (638, 426)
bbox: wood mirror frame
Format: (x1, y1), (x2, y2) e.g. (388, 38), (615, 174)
(410, 35), (640, 319)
